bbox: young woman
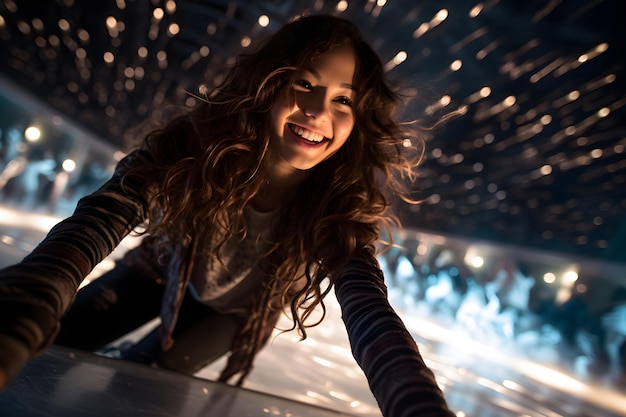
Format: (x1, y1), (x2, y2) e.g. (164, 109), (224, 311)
(0, 15), (454, 417)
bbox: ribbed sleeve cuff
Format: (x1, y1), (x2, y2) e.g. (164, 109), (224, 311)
(0, 334), (31, 390)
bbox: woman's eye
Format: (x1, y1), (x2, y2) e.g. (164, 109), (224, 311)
(335, 96), (353, 107)
(295, 79), (312, 89)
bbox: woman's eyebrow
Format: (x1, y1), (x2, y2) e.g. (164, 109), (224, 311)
(341, 82), (357, 92)
(306, 67), (356, 91)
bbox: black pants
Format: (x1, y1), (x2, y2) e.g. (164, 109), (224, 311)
(54, 263), (241, 375)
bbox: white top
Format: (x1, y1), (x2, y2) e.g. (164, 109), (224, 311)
(188, 207), (274, 316)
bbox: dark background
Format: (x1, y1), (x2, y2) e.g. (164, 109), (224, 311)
(0, 0), (624, 264)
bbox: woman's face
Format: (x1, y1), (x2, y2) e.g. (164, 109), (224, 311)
(268, 44), (356, 173)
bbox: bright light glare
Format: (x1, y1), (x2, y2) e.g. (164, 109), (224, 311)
(258, 15), (270, 27)
(393, 50), (408, 64)
(62, 159), (76, 172)
(0, 207), (60, 232)
(435, 9), (448, 22)
(543, 272), (556, 283)
(24, 126), (41, 141)
(563, 270), (579, 285)
(464, 245), (487, 268)
(470, 256), (484, 268)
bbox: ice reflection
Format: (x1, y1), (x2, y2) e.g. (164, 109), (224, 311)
(217, 278), (626, 417)
(194, 293), (381, 416)
(195, 287), (626, 417)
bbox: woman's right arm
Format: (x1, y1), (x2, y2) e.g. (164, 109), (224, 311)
(0, 149), (150, 389)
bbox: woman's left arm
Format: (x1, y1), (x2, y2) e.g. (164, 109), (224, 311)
(334, 256), (455, 417)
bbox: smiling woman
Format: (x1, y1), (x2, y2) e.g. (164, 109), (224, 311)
(268, 43), (356, 174)
(0, 15), (453, 417)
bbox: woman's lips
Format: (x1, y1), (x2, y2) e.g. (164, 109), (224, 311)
(287, 123), (329, 147)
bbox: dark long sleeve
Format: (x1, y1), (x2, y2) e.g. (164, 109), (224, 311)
(335, 257), (455, 417)
(0, 150), (148, 384)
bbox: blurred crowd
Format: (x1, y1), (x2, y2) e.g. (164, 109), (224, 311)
(377, 237), (626, 389)
(0, 120), (112, 213)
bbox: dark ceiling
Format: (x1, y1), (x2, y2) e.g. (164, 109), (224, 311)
(0, 0), (624, 264)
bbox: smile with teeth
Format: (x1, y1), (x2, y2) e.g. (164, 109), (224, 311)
(288, 123), (327, 143)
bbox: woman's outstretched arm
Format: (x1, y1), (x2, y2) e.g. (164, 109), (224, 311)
(335, 257), (455, 417)
(0, 150), (149, 389)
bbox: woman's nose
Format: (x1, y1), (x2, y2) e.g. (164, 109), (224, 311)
(299, 90), (329, 120)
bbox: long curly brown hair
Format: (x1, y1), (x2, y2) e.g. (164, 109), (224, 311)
(123, 15), (425, 385)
